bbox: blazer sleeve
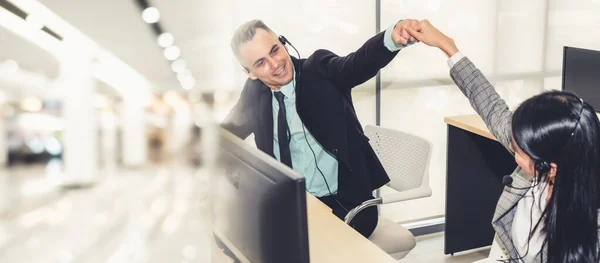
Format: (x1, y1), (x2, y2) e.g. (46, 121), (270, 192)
(305, 31), (400, 91)
(219, 80), (254, 139)
(449, 57), (514, 151)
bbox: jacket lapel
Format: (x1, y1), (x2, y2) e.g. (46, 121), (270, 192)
(492, 167), (535, 259)
(493, 167), (534, 223)
(257, 82), (275, 157)
(291, 57), (352, 169)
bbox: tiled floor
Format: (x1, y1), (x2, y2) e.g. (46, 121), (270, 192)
(0, 162), (213, 263)
(400, 233), (490, 263)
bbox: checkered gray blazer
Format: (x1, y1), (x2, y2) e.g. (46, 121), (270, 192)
(449, 57), (544, 261)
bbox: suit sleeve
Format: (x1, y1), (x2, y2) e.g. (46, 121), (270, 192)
(449, 57), (513, 151)
(219, 81), (254, 139)
(306, 31), (400, 91)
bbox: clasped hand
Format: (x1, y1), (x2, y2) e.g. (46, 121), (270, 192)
(392, 19), (459, 57)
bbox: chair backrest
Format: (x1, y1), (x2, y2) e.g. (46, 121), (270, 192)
(365, 125), (433, 193)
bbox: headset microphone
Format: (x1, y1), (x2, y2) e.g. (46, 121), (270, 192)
(502, 175), (514, 186)
(502, 175), (540, 191)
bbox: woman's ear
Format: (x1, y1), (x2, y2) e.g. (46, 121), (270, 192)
(548, 162), (558, 183)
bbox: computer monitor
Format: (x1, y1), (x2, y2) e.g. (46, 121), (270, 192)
(212, 128), (309, 263)
(562, 46), (600, 111)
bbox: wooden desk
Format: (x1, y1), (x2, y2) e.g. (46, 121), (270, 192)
(306, 192), (332, 216)
(307, 212), (397, 263)
(213, 193), (396, 263)
(443, 114), (516, 255)
(444, 115), (495, 141)
(445, 113), (600, 140)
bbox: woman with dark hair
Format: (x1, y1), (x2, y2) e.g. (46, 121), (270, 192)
(406, 21), (600, 262)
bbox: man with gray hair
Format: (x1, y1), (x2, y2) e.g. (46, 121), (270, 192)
(221, 18), (418, 238)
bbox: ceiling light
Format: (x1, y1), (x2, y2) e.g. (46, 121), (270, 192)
(176, 70), (192, 81)
(171, 59), (187, 73)
(25, 14), (44, 30)
(181, 82), (195, 90)
(180, 77), (196, 90)
(164, 46), (180, 61)
(142, 7), (160, 24)
(177, 69), (191, 76)
(181, 77), (195, 85)
(178, 75), (194, 83)
(1, 0), (152, 98)
(0, 8), (60, 57)
(157, 33), (174, 48)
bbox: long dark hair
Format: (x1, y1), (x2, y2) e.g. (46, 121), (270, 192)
(512, 91), (600, 262)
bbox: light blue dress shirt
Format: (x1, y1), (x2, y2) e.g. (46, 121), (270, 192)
(272, 22), (411, 197)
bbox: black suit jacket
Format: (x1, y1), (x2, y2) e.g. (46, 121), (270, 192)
(221, 31), (399, 204)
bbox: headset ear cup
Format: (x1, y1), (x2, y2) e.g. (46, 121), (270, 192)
(279, 35), (286, 45)
(535, 159), (550, 174)
(543, 162), (550, 173)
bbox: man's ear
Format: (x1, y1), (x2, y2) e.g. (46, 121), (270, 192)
(247, 70), (258, 80)
(240, 66), (257, 80)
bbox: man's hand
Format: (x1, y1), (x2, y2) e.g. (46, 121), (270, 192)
(405, 19), (459, 57)
(391, 19), (419, 45)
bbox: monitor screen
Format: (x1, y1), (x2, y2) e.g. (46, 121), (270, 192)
(212, 128), (309, 263)
(562, 46), (600, 111)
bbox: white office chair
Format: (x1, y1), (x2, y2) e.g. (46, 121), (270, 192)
(474, 235), (506, 262)
(344, 125), (433, 260)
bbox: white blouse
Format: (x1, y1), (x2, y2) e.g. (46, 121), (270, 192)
(511, 180), (550, 262)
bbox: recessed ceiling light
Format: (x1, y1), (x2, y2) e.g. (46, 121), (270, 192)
(179, 75), (195, 83)
(142, 7), (160, 24)
(157, 33), (174, 48)
(171, 59), (187, 73)
(181, 78), (196, 90)
(176, 70), (192, 81)
(164, 46), (180, 61)
(25, 14), (44, 30)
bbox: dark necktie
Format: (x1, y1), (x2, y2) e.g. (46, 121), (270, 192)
(274, 92), (293, 168)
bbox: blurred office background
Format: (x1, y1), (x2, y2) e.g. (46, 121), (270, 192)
(0, 0), (599, 262)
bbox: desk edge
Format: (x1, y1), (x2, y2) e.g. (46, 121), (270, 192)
(444, 116), (498, 142)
